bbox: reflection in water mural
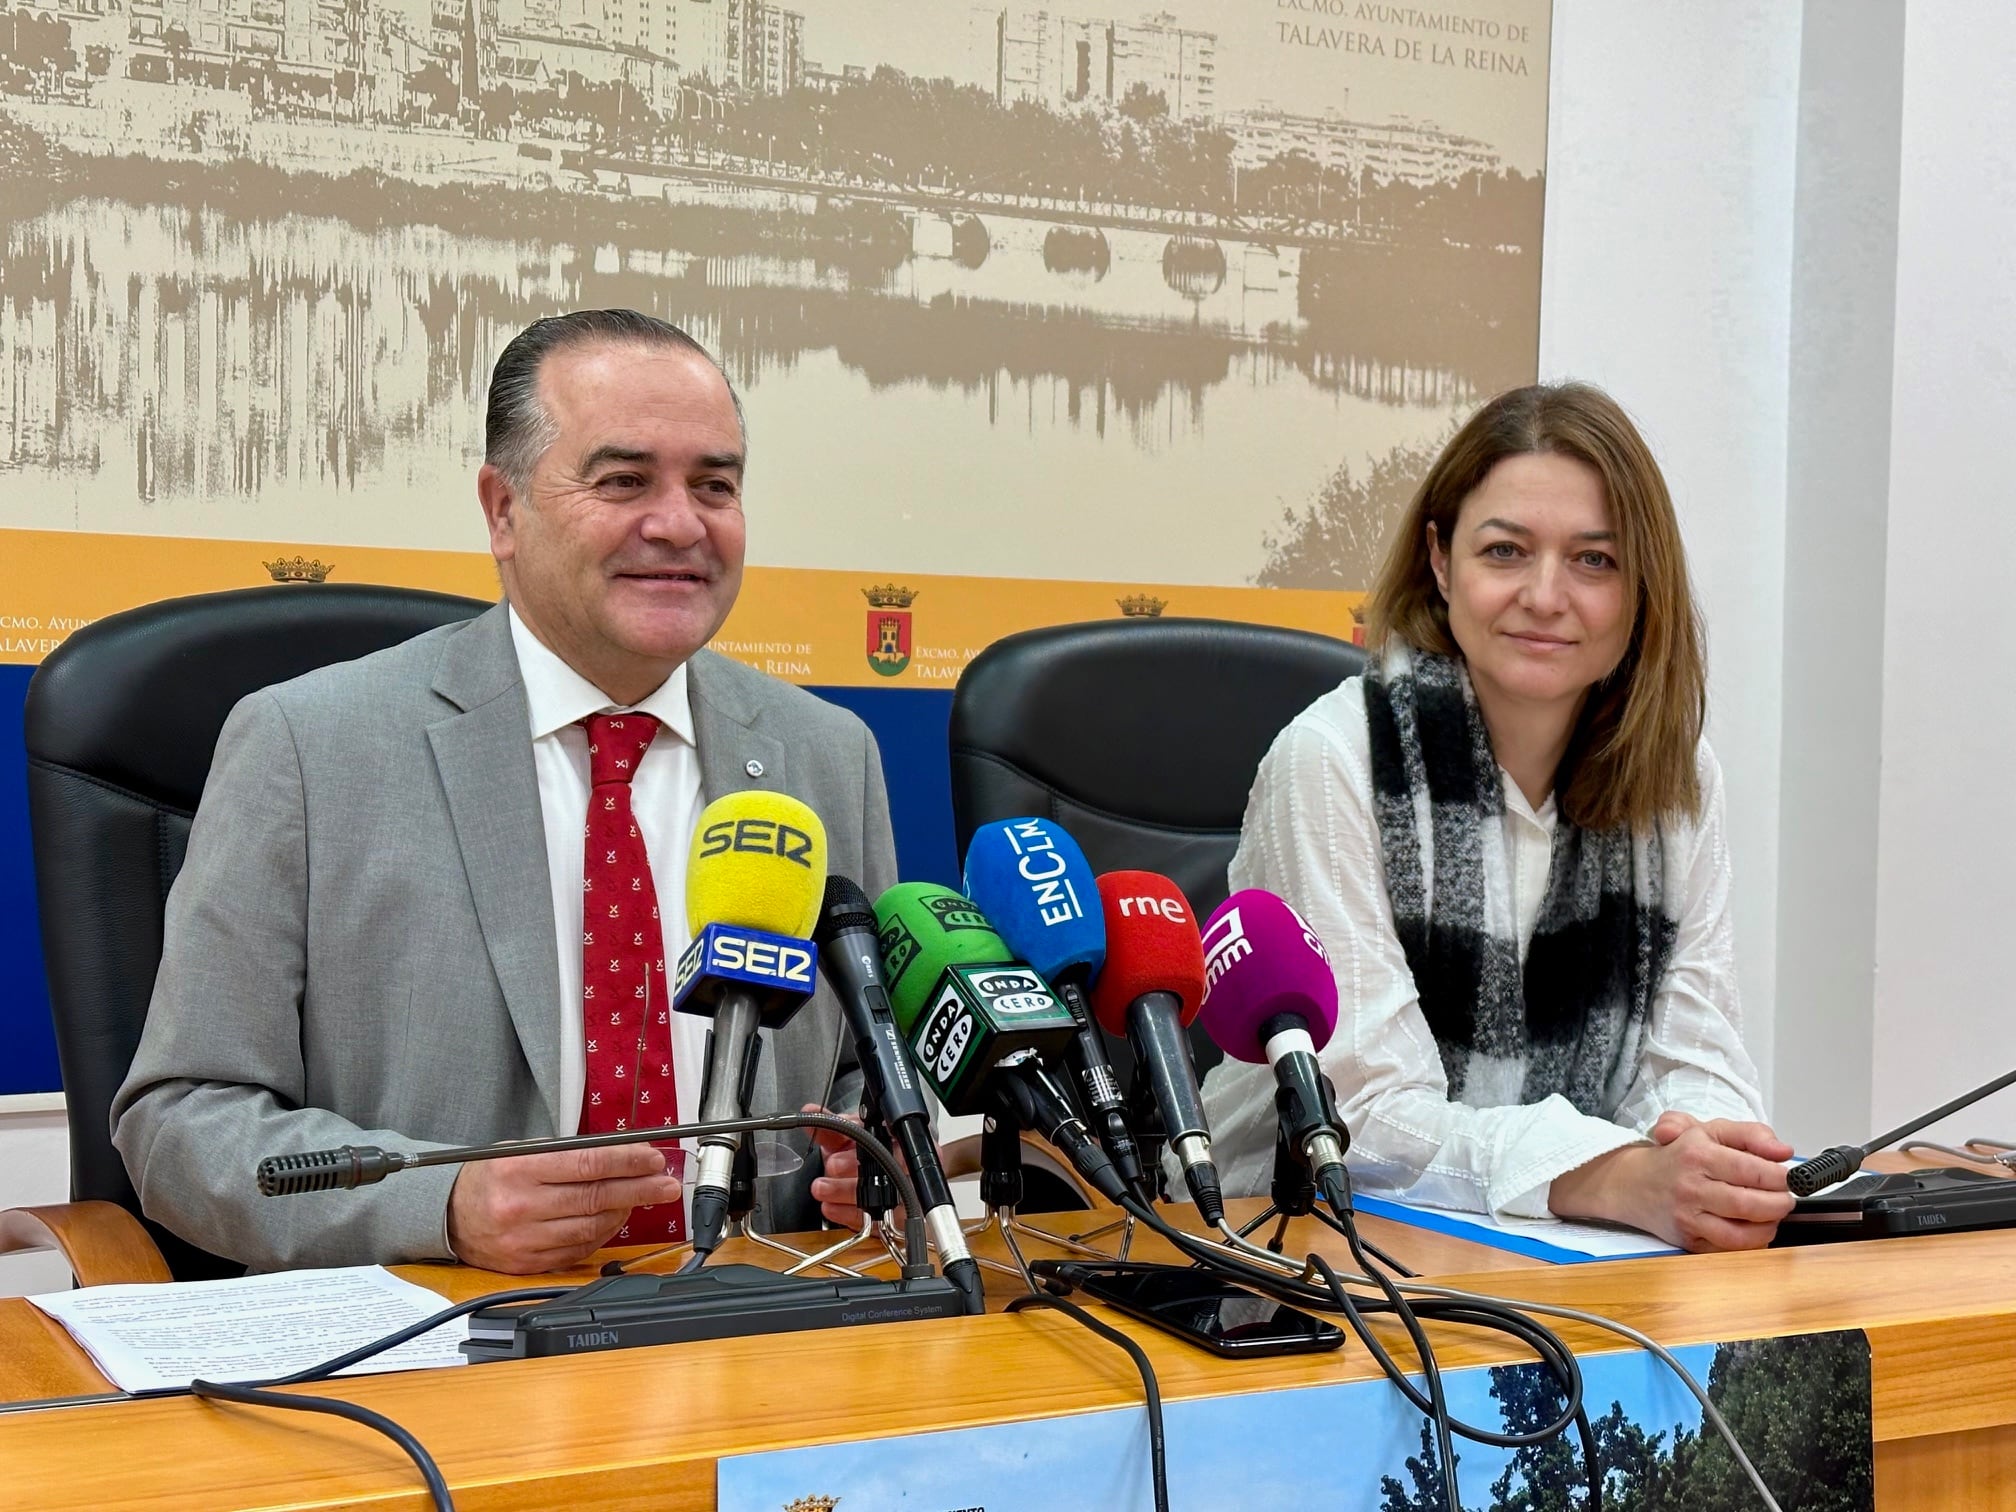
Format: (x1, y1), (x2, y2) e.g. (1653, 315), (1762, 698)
(0, 0), (1550, 594)
(1, 190), (1522, 580)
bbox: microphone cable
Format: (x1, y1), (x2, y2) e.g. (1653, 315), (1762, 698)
(1010, 1097), (1592, 1509)
(1292, 1200), (1783, 1512)
(178, 1284), (574, 1512)
(1109, 1185), (1786, 1512)
(1108, 1192), (1598, 1512)
(190, 1378), (458, 1510)
(1005, 1291), (1170, 1512)
(220, 1110), (939, 1506)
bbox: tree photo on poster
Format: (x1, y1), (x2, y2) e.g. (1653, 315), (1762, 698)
(1382, 1332), (1874, 1512)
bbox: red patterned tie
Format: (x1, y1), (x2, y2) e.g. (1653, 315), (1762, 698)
(579, 712), (685, 1246)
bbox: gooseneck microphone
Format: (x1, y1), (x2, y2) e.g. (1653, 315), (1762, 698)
(872, 882), (1128, 1203)
(673, 792), (829, 1254)
(1198, 889), (1353, 1215)
(1788, 1064), (2016, 1197)
(962, 818), (1144, 1188)
(255, 1111), (934, 1279)
(814, 874), (985, 1315)
(1086, 870), (1222, 1227)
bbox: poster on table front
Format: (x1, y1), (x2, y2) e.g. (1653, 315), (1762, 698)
(0, 0), (1551, 683)
(719, 1330), (1875, 1512)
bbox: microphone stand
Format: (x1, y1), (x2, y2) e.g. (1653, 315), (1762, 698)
(824, 1098), (926, 1278)
(1205, 1124), (1337, 1282)
(964, 1102), (1038, 1289)
(1050, 1068), (1171, 1261)
(1235, 1123), (1319, 1254)
(728, 1134), (878, 1281)
(960, 1092), (1140, 1288)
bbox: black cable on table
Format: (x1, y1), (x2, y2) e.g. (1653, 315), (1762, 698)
(185, 1284), (574, 1512)
(1114, 1191), (1603, 1506)
(258, 1287), (572, 1385)
(1007, 1292), (1170, 1512)
(189, 1377), (456, 1512)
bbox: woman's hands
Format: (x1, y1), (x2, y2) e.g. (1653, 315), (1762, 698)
(1549, 1112), (1796, 1252)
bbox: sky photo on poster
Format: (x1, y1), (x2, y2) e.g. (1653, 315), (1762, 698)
(722, 1330), (1875, 1512)
(721, 1343), (1713, 1512)
(1, 0), (1551, 594)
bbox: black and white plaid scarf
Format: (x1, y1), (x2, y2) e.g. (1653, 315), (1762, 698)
(1362, 643), (1678, 1118)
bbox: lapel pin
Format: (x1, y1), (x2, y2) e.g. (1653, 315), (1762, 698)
(744, 759), (765, 779)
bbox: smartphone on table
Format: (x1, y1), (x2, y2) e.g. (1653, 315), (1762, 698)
(1035, 1261), (1345, 1359)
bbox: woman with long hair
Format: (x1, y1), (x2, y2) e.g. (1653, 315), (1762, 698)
(1202, 382), (1793, 1252)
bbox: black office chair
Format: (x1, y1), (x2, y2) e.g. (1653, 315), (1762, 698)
(3, 584), (490, 1284)
(949, 616), (1365, 1095)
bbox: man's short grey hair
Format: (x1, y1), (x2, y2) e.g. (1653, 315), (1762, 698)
(483, 310), (746, 491)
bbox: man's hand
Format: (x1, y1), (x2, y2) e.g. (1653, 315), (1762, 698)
(1550, 1116), (1796, 1253)
(446, 1145), (682, 1273)
(804, 1104), (919, 1231)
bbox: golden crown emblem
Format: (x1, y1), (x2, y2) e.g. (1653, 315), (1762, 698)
(862, 584), (917, 609)
(263, 555), (335, 584)
(784, 1498), (841, 1512)
(1117, 593), (1167, 618)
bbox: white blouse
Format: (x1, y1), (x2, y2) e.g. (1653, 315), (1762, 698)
(1200, 676), (1769, 1220)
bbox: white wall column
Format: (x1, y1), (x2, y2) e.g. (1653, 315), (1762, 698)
(1872, 1), (2016, 1140)
(1540, 0), (1805, 1096)
(1771, 1), (1906, 1155)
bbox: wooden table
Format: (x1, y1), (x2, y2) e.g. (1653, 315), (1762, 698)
(4, 1176), (2014, 1509)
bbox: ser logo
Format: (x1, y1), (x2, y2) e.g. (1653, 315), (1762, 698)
(708, 931), (815, 986)
(697, 817), (816, 867)
(673, 936), (704, 998)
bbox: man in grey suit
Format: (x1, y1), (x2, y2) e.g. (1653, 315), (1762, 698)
(113, 310), (898, 1274)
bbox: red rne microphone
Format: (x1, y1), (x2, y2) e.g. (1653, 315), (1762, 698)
(1087, 872), (1221, 1224)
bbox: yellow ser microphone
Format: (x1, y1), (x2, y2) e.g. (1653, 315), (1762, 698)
(672, 791), (829, 1252)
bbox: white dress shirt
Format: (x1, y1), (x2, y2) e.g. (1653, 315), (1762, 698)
(1201, 675), (1768, 1220)
(507, 608), (708, 1146)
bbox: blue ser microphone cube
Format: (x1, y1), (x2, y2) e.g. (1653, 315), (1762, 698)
(672, 923), (820, 1029)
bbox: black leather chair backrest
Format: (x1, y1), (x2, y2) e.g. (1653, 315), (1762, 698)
(25, 584), (490, 1279)
(951, 617), (1365, 916)
(950, 617), (1365, 1085)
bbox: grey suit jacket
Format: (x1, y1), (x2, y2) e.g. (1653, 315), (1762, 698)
(112, 603), (899, 1271)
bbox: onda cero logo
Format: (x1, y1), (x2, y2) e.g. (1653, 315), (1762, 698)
(697, 817), (816, 867)
(923, 893), (991, 931)
(879, 916), (921, 987)
(915, 986), (975, 1081)
(970, 968), (1057, 1015)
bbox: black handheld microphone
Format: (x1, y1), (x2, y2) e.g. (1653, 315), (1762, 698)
(815, 874), (985, 1315)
